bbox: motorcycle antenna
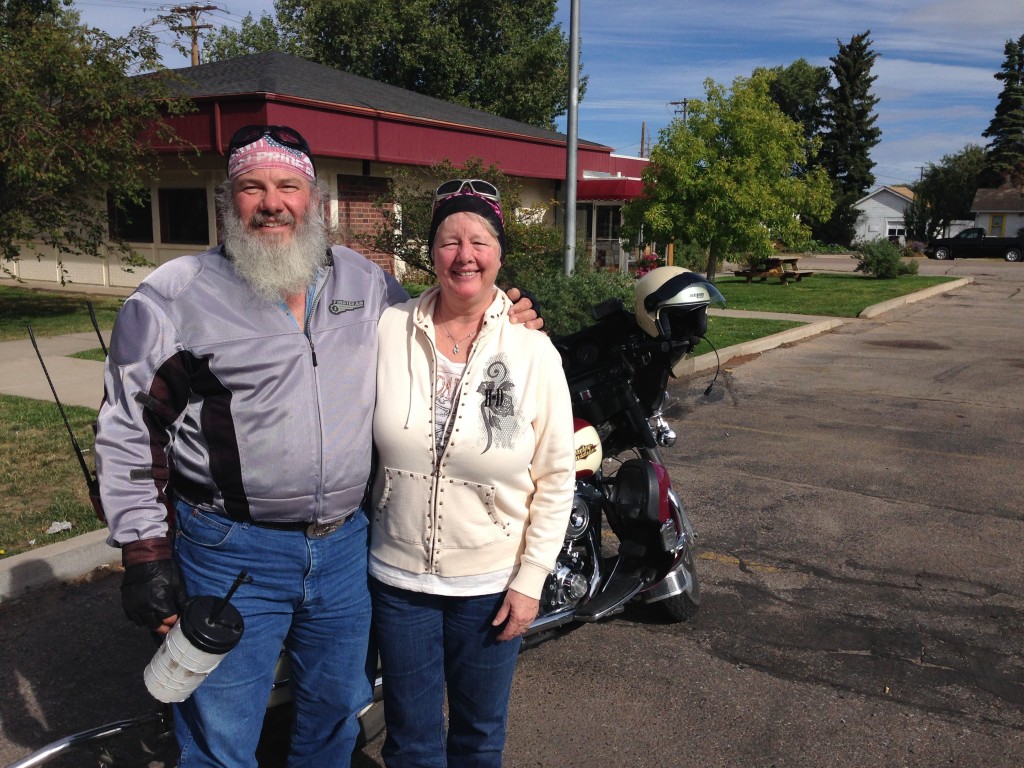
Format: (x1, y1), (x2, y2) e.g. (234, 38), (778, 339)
(26, 325), (103, 514)
(700, 336), (722, 397)
(87, 301), (108, 358)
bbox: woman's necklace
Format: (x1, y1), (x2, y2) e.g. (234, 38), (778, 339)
(442, 321), (477, 355)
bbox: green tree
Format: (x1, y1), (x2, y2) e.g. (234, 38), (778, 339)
(625, 73), (834, 282)
(907, 144), (986, 240)
(203, 11), (299, 62)
(203, 0), (580, 129)
(980, 33), (1024, 187)
(816, 31), (881, 246)
(0, 4), (187, 265)
(760, 58), (831, 150)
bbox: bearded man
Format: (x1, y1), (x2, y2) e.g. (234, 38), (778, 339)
(94, 125), (539, 767)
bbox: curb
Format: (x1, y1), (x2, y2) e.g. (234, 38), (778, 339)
(858, 276), (973, 319)
(679, 317), (845, 377)
(0, 529), (119, 605)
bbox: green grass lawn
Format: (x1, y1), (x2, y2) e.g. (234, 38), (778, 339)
(69, 347), (108, 362)
(0, 285), (123, 341)
(0, 394), (104, 559)
(713, 273), (956, 317)
(696, 315), (803, 353)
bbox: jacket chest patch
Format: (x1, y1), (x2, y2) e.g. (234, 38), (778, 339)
(329, 299), (365, 314)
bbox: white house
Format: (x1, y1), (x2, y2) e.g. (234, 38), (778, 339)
(853, 185), (914, 244)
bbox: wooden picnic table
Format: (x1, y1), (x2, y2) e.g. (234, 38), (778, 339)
(732, 256), (814, 285)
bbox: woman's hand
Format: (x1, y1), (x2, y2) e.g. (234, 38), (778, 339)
(506, 287), (544, 331)
(493, 589), (540, 641)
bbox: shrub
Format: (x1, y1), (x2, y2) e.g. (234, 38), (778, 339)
(780, 239), (849, 254)
(522, 266), (637, 337)
(853, 237), (919, 278)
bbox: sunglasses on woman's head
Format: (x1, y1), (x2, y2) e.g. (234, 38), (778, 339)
(433, 179), (501, 205)
(432, 179), (503, 222)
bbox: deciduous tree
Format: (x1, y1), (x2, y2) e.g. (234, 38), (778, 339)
(203, 0), (580, 129)
(761, 58), (831, 151)
(907, 144), (985, 240)
(202, 11), (298, 62)
(625, 73), (834, 281)
(0, 3), (186, 266)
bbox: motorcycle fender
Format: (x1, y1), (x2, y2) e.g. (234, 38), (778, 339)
(643, 557), (701, 606)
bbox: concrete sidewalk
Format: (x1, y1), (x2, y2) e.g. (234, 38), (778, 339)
(0, 331), (106, 408)
(0, 275), (975, 604)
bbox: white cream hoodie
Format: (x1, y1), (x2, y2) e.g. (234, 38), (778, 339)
(369, 287), (575, 599)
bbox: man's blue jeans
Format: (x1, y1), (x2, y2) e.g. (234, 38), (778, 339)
(173, 502), (372, 768)
(370, 578), (522, 768)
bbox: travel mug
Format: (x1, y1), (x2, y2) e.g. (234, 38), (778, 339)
(143, 572), (247, 703)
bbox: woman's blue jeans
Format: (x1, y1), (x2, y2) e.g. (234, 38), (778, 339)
(370, 578), (523, 768)
(172, 502), (372, 768)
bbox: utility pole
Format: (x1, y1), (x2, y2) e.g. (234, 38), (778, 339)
(670, 99), (690, 123)
(171, 4), (217, 66)
(562, 0), (580, 276)
(640, 121), (649, 158)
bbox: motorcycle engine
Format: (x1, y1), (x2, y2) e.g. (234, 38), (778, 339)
(540, 489), (598, 612)
(547, 562), (589, 607)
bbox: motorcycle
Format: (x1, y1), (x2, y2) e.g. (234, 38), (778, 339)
(7, 266), (721, 766)
(527, 266), (724, 641)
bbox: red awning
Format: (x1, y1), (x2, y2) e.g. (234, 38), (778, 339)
(576, 177), (645, 201)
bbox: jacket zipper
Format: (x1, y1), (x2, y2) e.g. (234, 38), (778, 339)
(306, 270), (330, 518)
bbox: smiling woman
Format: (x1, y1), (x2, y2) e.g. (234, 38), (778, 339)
(368, 181), (576, 767)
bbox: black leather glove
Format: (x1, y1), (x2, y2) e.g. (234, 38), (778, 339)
(120, 560), (187, 630)
(517, 289), (542, 322)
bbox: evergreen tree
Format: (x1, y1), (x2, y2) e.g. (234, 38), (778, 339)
(816, 31), (881, 246)
(980, 34), (1024, 187)
(203, 0), (580, 129)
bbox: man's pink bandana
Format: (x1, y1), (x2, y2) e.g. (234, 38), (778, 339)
(227, 135), (316, 182)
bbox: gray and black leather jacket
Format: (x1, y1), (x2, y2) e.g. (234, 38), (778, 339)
(95, 245), (407, 564)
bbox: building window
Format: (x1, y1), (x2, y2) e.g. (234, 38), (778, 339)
(108, 191), (154, 243)
(886, 220), (906, 242)
(159, 188), (209, 245)
(596, 206), (621, 240)
(989, 214), (1006, 237)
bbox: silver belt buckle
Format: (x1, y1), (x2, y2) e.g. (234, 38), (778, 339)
(306, 517), (345, 538)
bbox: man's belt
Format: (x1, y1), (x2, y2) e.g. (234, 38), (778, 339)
(251, 514), (353, 538)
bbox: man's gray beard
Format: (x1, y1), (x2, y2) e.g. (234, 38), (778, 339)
(223, 207), (330, 302)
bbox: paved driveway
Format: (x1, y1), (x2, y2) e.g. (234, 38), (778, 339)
(501, 259), (1024, 767)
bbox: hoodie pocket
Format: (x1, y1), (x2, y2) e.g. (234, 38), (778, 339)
(374, 468), (506, 549)
(374, 467), (434, 545)
(434, 477), (506, 549)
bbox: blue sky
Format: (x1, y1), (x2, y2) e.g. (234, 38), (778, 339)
(73, 0), (1023, 186)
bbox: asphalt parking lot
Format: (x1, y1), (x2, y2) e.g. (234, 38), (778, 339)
(1, 257), (1022, 767)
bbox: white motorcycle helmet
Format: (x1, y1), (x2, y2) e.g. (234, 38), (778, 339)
(634, 266), (726, 341)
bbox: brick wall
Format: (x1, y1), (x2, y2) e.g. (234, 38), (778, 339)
(336, 175), (395, 274)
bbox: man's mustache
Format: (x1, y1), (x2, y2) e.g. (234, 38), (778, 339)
(249, 210), (296, 228)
